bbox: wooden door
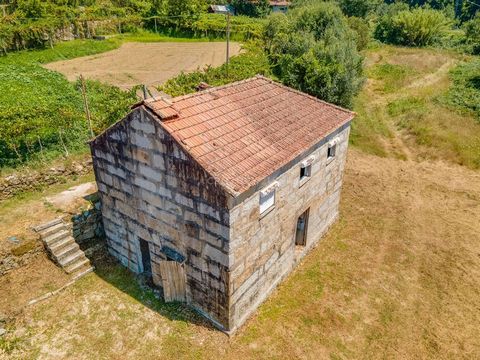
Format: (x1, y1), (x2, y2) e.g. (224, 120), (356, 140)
(159, 260), (187, 302)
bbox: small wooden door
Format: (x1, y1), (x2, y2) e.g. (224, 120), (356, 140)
(159, 260), (187, 302)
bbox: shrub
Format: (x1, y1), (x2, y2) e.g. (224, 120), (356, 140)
(264, 2), (364, 108)
(339, 0), (382, 18)
(465, 14), (480, 55)
(375, 7), (451, 46)
(441, 59), (480, 121)
(347, 16), (371, 50)
(159, 42), (272, 96)
(231, 0), (270, 18)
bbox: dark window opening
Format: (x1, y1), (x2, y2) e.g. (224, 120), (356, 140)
(327, 144), (336, 159)
(300, 164), (312, 180)
(139, 238), (152, 276)
(295, 208), (310, 246)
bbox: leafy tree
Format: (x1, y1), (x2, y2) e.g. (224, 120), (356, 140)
(465, 13), (480, 54)
(231, 0), (270, 18)
(375, 7), (451, 46)
(339, 0), (382, 18)
(264, 2), (364, 108)
(347, 16), (370, 50)
(165, 0), (206, 26)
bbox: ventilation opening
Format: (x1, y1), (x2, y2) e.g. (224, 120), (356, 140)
(295, 208), (310, 246)
(139, 238), (152, 276)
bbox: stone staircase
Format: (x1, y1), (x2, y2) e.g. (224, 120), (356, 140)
(34, 218), (94, 278)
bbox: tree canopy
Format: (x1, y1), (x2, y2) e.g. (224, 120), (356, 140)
(264, 2), (364, 108)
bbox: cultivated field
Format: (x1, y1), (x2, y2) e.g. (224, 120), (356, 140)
(44, 42), (242, 89)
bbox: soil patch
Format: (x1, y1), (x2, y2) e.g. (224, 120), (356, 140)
(44, 42), (242, 89)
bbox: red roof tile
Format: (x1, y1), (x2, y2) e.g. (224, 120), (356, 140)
(144, 76), (354, 195)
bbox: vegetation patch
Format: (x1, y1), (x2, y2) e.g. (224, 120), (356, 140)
(387, 97), (427, 117)
(159, 42), (272, 96)
(440, 58), (480, 121)
(368, 63), (416, 93)
(0, 59), (136, 168)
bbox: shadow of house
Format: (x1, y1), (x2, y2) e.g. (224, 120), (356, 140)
(87, 246), (216, 330)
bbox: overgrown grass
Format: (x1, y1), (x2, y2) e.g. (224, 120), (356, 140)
(0, 38), (121, 65)
(368, 63), (417, 93)
(352, 46), (480, 168)
(440, 58), (480, 120)
(0, 62), (137, 168)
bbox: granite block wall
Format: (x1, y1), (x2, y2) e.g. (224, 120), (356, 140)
(227, 126), (350, 331)
(90, 107), (232, 327)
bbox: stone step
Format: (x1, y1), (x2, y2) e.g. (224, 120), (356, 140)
(33, 218), (63, 233)
(53, 242), (80, 263)
(72, 265), (95, 280)
(49, 236), (76, 254)
(44, 229), (70, 247)
(65, 257), (91, 274)
(59, 250), (86, 268)
(38, 221), (68, 237)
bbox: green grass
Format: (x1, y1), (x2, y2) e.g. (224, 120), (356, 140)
(119, 30), (226, 43)
(352, 46), (480, 168)
(439, 58), (480, 121)
(387, 97), (427, 117)
(350, 94), (392, 158)
(368, 63), (417, 93)
(0, 38), (138, 168)
(0, 39), (121, 65)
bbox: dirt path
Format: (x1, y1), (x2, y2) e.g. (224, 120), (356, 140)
(44, 42), (242, 89)
(2, 150), (479, 359)
(405, 59), (456, 90)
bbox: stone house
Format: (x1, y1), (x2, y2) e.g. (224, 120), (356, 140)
(89, 75), (354, 333)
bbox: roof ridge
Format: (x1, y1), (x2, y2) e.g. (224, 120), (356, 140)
(171, 75), (267, 104)
(254, 75), (356, 116)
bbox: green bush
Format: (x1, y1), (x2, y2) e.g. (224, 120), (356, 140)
(375, 7), (451, 46)
(347, 16), (371, 50)
(440, 59), (480, 121)
(159, 42), (272, 96)
(264, 2), (364, 108)
(465, 14), (480, 55)
(339, 0), (382, 18)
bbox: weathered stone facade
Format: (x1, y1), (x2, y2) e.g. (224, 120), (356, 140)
(228, 125), (350, 330)
(91, 108), (232, 327)
(91, 104), (351, 333)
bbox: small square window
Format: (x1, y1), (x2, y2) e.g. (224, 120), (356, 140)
(300, 164), (312, 180)
(259, 189), (275, 214)
(327, 144), (336, 159)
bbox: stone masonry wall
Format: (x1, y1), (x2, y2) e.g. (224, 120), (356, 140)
(90, 107), (232, 328)
(228, 126), (351, 331)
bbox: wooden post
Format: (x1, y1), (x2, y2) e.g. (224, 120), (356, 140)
(154, 17), (158, 33)
(58, 129), (69, 156)
(37, 136), (45, 161)
(226, 12), (230, 78)
(142, 84), (148, 100)
(80, 75), (94, 138)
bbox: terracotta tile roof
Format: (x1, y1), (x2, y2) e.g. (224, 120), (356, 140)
(144, 76), (354, 196)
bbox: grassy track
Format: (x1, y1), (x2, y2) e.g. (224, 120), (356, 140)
(351, 45), (480, 169)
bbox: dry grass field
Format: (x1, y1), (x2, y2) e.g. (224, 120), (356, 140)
(1, 45), (480, 359)
(44, 42), (241, 89)
(2, 149), (479, 360)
